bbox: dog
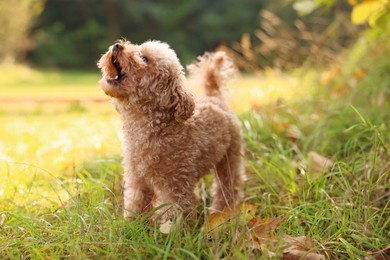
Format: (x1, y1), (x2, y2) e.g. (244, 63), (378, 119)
(98, 40), (245, 221)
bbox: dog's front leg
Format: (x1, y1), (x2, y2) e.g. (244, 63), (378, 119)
(150, 179), (198, 223)
(123, 176), (154, 219)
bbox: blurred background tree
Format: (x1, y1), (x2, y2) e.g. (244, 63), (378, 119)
(26, 0), (265, 69)
(0, 0), (45, 63)
(4, 0), (388, 70)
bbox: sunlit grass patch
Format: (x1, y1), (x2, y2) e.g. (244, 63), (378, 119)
(0, 65), (312, 210)
(229, 70), (312, 113)
(0, 58), (389, 258)
(241, 105), (389, 258)
(0, 112), (122, 210)
(0, 64), (103, 100)
(0, 64), (99, 87)
(188, 69), (317, 114)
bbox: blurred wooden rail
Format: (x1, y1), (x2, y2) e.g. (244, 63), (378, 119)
(0, 98), (109, 103)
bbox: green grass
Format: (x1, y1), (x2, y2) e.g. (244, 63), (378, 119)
(0, 64), (101, 98)
(0, 42), (389, 259)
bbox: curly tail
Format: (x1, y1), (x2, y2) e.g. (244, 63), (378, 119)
(187, 51), (236, 99)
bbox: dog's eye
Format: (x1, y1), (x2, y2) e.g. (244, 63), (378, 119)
(142, 56), (148, 63)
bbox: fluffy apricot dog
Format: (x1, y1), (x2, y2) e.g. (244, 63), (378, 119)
(98, 40), (245, 221)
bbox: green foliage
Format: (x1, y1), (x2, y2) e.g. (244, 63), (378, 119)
(0, 0), (45, 63)
(294, 0), (390, 30)
(240, 37), (389, 258)
(28, 0), (264, 68)
(349, 0), (390, 27)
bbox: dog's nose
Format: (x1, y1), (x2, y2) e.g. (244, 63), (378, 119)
(113, 43), (123, 52)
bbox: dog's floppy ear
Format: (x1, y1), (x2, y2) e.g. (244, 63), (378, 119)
(173, 86), (195, 122)
(156, 73), (195, 122)
(155, 61), (195, 122)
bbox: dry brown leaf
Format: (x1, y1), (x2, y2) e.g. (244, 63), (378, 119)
(282, 235), (325, 260)
(248, 232), (324, 259)
(308, 151), (334, 173)
(249, 217), (283, 239)
(204, 205), (325, 259)
(246, 216), (288, 258)
(159, 220), (173, 235)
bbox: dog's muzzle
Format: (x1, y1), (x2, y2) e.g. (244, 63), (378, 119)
(113, 43), (123, 52)
(109, 44), (125, 82)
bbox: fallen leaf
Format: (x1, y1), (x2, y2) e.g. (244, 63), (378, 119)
(240, 202), (258, 219)
(282, 235), (325, 260)
(249, 217), (284, 239)
(205, 211), (230, 232)
(308, 151), (334, 173)
(159, 220), (173, 235)
(203, 204), (325, 259)
(205, 203), (258, 236)
(204, 208), (238, 238)
(246, 221), (325, 259)
(246, 216), (288, 257)
(351, 0), (386, 26)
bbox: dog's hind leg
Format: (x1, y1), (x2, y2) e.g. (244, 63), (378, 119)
(210, 138), (245, 213)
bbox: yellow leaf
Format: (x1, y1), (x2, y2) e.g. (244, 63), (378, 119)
(240, 202), (258, 219)
(204, 208), (236, 236)
(204, 203), (258, 237)
(351, 0), (386, 25)
(368, 6), (386, 26)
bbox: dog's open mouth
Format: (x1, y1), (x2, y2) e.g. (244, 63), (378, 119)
(108, 56), (126, 83)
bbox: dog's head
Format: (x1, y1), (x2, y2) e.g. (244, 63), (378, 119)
(97, 40), (194, 122)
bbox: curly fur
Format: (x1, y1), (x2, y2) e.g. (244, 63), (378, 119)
(97, 40), (245, 221)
